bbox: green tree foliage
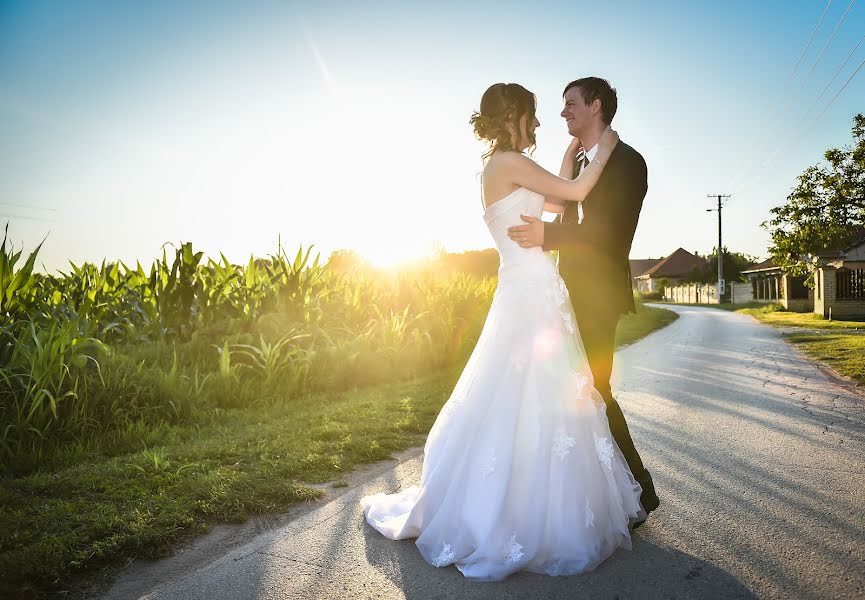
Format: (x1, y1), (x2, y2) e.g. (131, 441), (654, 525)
(432, 248), (500, 278)
(682, 248), (757, 284)
(326, 249), (371, 274)
(763, 113), (865, 276)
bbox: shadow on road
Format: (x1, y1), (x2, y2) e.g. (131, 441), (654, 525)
(614, 306), (865, 598)
(362, 523), (757, 599)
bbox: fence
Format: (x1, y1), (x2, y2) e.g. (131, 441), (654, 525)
(664, 283), (719, 304)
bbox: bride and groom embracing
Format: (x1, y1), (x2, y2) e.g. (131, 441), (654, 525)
(361, 76), (659, 581)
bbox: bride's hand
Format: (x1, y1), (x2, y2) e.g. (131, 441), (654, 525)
(566, 136), (582, 155)
(599, 126), (619, 149)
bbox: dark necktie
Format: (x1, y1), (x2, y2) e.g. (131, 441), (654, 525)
(575, 150), (589, 224)
(577, 151), (589, 174)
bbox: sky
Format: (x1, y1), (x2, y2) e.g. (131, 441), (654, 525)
(1, 0), (864, 271)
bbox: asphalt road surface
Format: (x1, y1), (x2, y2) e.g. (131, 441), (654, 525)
(100, 305), (865, 600)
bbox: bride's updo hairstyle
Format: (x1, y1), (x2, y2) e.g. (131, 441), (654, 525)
(470, 83), (537, 161)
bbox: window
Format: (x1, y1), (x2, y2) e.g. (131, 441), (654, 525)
(789, 276), (808, 299)
(836, 267), (865, 299)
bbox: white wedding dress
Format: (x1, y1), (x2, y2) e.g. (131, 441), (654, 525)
(361, 187), (645, 581)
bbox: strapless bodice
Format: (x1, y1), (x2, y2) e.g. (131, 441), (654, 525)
(483, 187), (557, 280)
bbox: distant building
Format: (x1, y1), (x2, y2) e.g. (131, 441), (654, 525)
(741, 258), (810, 312)
(813, 236), (865, 319)
(742, 236), (865, 318)
(633, 248), (708, 294)
(629, 258), (661, 290)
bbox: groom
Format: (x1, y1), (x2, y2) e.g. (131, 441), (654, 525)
(507, 77), (659, 523)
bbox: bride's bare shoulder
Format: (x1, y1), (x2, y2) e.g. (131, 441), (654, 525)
(484, 151), (528, 175)
(490, 151), (527, 165)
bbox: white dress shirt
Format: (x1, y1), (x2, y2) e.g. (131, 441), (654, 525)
(576, 143), (598, 223)
(582, 143), (599, 169)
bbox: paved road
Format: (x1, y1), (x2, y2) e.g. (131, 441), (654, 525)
(102, 305), (865, 599)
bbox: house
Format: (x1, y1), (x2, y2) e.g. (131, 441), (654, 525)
(633, 248), (708, 294)
(741, 258), (811, 312)
(629, 258), (661, 290)
(742, 236), (865, 318)
(813, 236), (865, 319)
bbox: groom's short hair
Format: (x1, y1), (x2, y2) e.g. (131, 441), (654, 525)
(563, 77), (617, 125)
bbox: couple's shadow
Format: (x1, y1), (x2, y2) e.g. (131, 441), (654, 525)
(362, 524), (756, 599)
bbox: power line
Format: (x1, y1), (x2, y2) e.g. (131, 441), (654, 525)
(756, 35), (865, 178)
(802, 30), (865, 120)
(732, 53), (865, 195)
(725, 1), (838, 190)
(784, 0), (834, 90)
(730, 7), (864, 194)
(816, 53), (865, 120)
(799, 0), (858, 92)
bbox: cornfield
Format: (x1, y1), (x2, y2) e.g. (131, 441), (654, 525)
(0, 225), (496, 473)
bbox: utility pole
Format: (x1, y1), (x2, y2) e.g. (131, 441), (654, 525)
(706, 195), (730, 303)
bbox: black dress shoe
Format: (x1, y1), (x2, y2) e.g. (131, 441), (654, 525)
(640, 489), (660, 512)
(632, 493), (659, 529)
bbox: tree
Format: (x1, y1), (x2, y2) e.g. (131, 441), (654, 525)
(325, 249), (370, 274)
(707, 248), (759, 283)
(763, 113), (865, 276)
(682, 248), (756, 284)
(432, 248), (499, 278)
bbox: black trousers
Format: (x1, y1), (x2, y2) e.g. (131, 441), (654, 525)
(576, 309), (659, 511)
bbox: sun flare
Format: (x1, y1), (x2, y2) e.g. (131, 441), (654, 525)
(358, 240), (439, 269)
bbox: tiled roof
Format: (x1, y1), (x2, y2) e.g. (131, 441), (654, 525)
(629, 258), (662, 278)
(817, 232), (865, 257)
(638, 248), (708, 278)
(741, 257), (777, 273)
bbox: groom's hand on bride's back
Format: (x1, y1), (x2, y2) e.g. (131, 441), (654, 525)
(507, 216), (544, 248)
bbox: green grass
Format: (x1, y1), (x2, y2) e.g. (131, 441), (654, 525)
(737, 307), (865, 385)
(616, 301), (680, 347)
(0, 301), (677, 598)
(784, 334), (865, 384)
(0, 375), (455, 597)
(737, 308), (865, 330)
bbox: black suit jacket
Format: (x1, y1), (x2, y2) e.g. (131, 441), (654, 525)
(543, 141), (647, 318)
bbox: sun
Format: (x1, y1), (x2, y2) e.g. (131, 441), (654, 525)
(358, 240), (441, 270)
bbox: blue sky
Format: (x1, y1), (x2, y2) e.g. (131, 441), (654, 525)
(1, 0), (864, 269)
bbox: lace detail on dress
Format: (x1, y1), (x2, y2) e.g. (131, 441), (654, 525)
(546, 276), (576, 335)
(481, 448), (496, 477)
(573, 372), (591, 396)
(547, 558), (566, 576)
(562, 312), (576, 335)
(432, 543), (455, 567)
(503, 531), (524, 564)
(593, 432), (614, 470)
(552, 428), (576, 461)
(585, 497), (595, 528)
(548, 276), (569, 306)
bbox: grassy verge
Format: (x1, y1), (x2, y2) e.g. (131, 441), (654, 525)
(738, 307), (865, 385)
(783, 333), (865, 384)
(616, 301), (680, 347)
(658, 301), (865, 385)
(0, 375), (454, 598)
(0, 302), (676, 598)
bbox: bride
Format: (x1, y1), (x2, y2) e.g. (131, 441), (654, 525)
(361, 82), (644, 581)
